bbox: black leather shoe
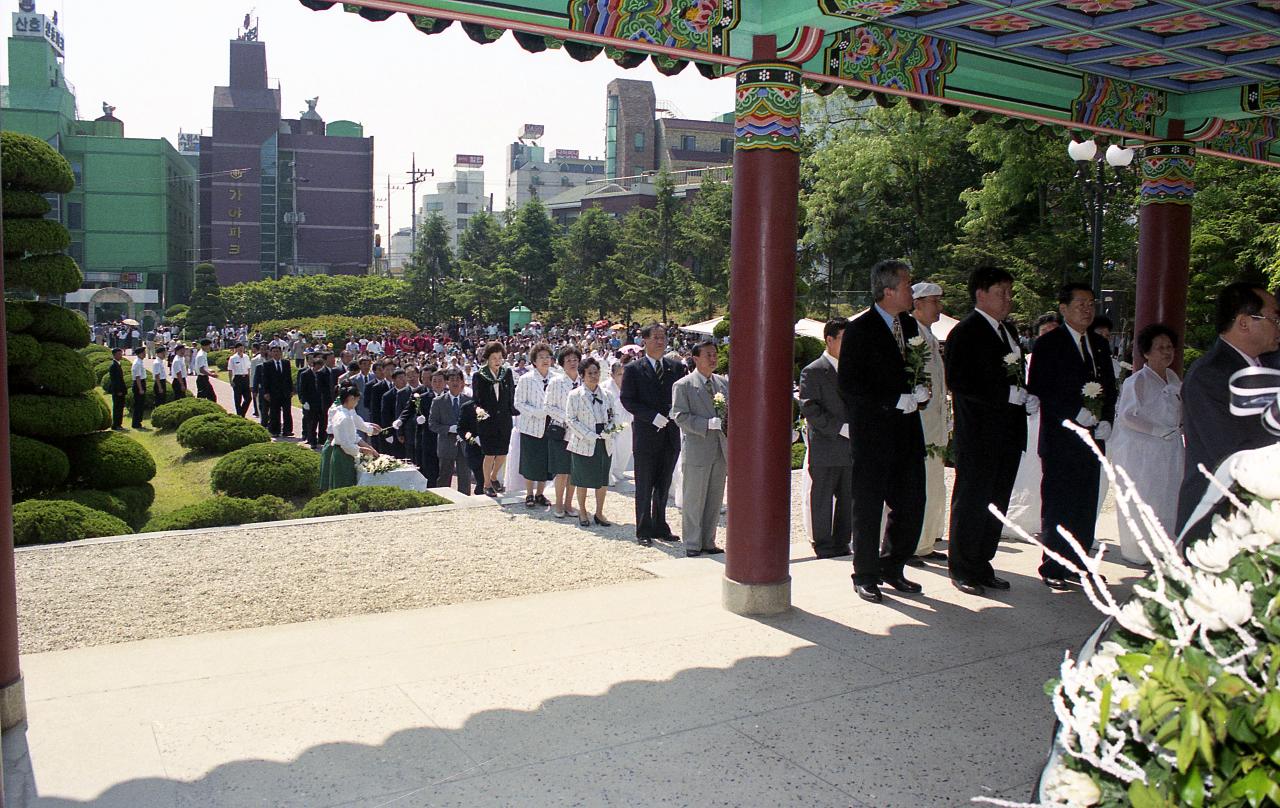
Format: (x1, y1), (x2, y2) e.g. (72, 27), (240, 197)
(982, 576), (1011, 590)
(593, 515), (613, 527)
(1061, 571), (1082, 583)
(879, 576), (923, 594)
(904, 556), (925, 568)
(952, 579), (985, 596)
(923, 551), (947, 561)
(703, 546), (724, 555)
(854, 582), (883, 603)
(637, 537), (653, 547)
(1042, 576), (1070, 590)
(685, 549), (703, 558)
(660, 534), (681, 544)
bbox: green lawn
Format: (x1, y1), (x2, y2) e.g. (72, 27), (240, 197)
(123, 425), (220, 520)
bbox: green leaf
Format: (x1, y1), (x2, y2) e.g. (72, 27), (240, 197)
(1179, 764), (1205, 808)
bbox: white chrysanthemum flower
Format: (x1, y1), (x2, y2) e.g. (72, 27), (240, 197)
(1247, 501), (1280, 543)
(1185, 574), (1254, 632)
(1186, 534), (1245, 573)
(1117, 600), (1158, 639)
(1081, 381), (1104, 399)
(1212, 511), (1253, 540)
(1043, 763), (1102, 806)
(907, 335), (925, 347)
(1240, 531), (1277, 552)
(1003, 351), (1020, 365)
(1232, 443), (1280, 500)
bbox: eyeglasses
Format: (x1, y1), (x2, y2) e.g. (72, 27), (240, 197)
(1249, 314), (1280, 328)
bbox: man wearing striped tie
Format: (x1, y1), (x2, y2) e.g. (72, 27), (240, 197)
(620, 323), (686, 547)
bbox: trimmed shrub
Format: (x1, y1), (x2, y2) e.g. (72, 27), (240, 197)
(151, 397), (224, 430)
(123, 386), (160, 417)
(211, 442), (320, 498)
(2, 189), (51, 218)
(7, 254), (83, 296)
(2, 218), (70, 257)
(7, 332), (39, 367)
(791, 441), (805, 470)
(165, 304), (189, 318)
(253, 315), (418, 339)
(176, 413), (270, 454)
(10, 434), (69, 493)
(20, 342), (96, 396)
(712, 317), (730, 340)
(24, 302), (90, 348)
(48, 490), (130, 523)
(299, 486), (449, 518)
(111, 483), (156, 527)
(64, 431), (156, 488)
(207, 349), (231, 369)
(793, 335), (824, 382)
(6, 300), (34, 333)
(13, 500), (131, 546)
(79, 344), (112, 358)
(0, 132), (75, 194)
(141, 495), (293, 533)
(10, 391), (110, 439)
(184, 263), (226, 339)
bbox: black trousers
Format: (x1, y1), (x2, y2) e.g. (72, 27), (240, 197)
(153, 381), (167, 407)
(112, 393), (127, 429)
(232, 376), (252, 417)
(131, 384), (146, 428)
(1039, 440), (1102, 579)
(808, 463), (853, 557)
(948, 443), (1022, 583)
(301, 402), (323, 445)
(850, 448), (925, 584)
(268, 394), (294, 437)
(632, 426), (680, 539)
(171, 380), (186, 401)
(196, 375), (216, 402)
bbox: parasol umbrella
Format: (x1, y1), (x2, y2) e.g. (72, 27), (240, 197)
(528, 320), (542, 328)
(593, 319), (610, 329)
(122, 318), (139, 327)
(610, 323), (627, 331)
(620, 344), (643, 355)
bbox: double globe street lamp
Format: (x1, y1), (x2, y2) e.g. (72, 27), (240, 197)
(1068, 138), (1135, 302)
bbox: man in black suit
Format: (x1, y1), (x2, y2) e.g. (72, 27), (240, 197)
(296, 354), (327, 448)
(620, 323), (685, 546)
(381, 368), (413, 459)
(403, 368), (443, 486)
(363, 361), (391, 428)
(837, 260), (930, 603)
(260, 345), (294, 438)
(944, 267), (1035, 596)
(798, 319), (853, 559)
(1027, 282), (1118, 589)
(1177, 282), (1280, 536)
(107, 347), (128, 430)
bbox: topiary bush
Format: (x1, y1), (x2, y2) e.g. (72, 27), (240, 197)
(7, 254), (83, 296)
(791, 441), (806, 470)
(63, 430), (156, 488)
(712, 317), (730, 340)
(10, 391), (110, 439)
(23, 302), (90, 348)
(13, 500), (131, 546)
(2, 218), (71, 257)
(253, 315), (418, 339)
(10, 434), (69, 494)
(17, 342), (96, 396)
(111, 483), (155, 528)
(165, 304), (189, 318)
(793, 335), (824, 382)
(176, 413), (270, 454)
(151, 397), (224, 430)
(211, 442), (320, 499)
(48, 490), (130, 523)
(207, 349), (231, 370)
(0, 131), (75, 194)
(79, 344), (112, 358)
(6, 300), (34, 333)
(124, 387), (158, 417)
(7, 332), (39, 367)
(2, 189), (51, 218)
(299, 486), (449, 518)
(184, 263), (226, 340)
(141, 494), (294, 533)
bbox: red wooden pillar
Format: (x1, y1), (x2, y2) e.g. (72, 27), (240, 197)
(1134, 120), (1194, 372)
(723, 37), (801, 615)
(0, 142), (23, 733)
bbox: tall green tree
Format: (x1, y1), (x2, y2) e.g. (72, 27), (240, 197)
(184, 263), (226, 337)
(405, 212), (454, 325)
(609, 206), (693, 323)
(549, 207), (619, 320)
(679, 179), (732, 319)
(505, 199), (559, 311)
(458, 210), (504, 269)
(448, 212), (521, 323)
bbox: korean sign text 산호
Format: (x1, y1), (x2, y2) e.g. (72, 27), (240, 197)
(11, 12), (64, 56)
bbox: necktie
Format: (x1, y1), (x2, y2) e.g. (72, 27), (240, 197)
(275, 360), (281, 373)
(705, 379), (713, 397)
(1079, 334), (1096, 379)
(891, 317), (905, 358)
(654, 358), (664, 382)
(999, 323), (1015, 352)
(452, 396), (460, 421)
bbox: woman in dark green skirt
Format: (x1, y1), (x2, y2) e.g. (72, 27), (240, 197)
(514, 343), (556, 507)
(320, 386), (381, 491)
(565, 358), (616, 528)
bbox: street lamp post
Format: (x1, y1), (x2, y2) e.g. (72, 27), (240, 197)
(1068, 138), (1135, 302)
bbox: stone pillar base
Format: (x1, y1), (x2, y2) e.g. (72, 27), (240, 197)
(723, 577), (791, 616)
(0, 676), (24, 730)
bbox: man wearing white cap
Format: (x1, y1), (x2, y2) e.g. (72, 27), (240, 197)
(907, 281), (950, 566)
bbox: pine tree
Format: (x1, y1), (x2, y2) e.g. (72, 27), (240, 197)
(405, 213), (454, 325)
(184, 263), (226, 339)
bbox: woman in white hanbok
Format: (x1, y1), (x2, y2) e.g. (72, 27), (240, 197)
(1108, 324), (1183, 565)
(602, 361), (634, 486)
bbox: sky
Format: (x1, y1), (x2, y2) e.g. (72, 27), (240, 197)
(1, 0), (736, 231)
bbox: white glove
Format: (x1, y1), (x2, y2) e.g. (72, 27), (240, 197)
(384, 435), (394, 444)
(1024, 394), (1040, 415)
(896, 394), (919, 414)
(652, 413), (669, 429)
(1007, 386), (1027, 406)
(302, 402), (310, 411)
(708, 417), (722, 431)
(838, 424), (849, 439)
(1075, 408), (1099, 428)
(448, 425), (458, 434)
(1094, 421), (1112, 441)
(416, 415), (426, 425)
(392, 419), (403, 430)
(912, 385), (931, 404)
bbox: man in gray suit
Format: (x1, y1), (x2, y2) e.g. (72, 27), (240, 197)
(798, 319), (853, 559)
(671, 340), (728, 558)
(429, 368), (473, 495)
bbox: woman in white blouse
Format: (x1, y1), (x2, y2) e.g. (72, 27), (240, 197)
(1109, 323), (1183, 565)
(602, 359), (633, 485)
(544, 346), (583, 518)
(514, 343), (556, 508)
(566, 357), (618, 527)
(319, 386), (382, 491)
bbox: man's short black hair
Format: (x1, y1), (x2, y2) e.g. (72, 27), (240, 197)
(1058, 282), (1094, 306)
(640, 322), (665, 340)
(111, 347), (123, 355)
(442, 368), (463, 382)
(233, 342), (244, 348)
(968, 266), (1014, 302)
(1215, 282), (1266, 334)
(390, 368), (406, 379)
(199, 339), (212, 346)
(1034, 313), (1060, 332)
(692, 339), (717, 358)
(311, 355), (324, 365)
(823, 319), (848, 341)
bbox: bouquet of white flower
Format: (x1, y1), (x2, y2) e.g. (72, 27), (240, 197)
(475, 406), (489, 421)
(359, 455), (408, 475)
(1004, 349), (1024, 386)
(1081, 380), (1104, 423)
(905, 335), (931, 390)
(712, 392), (727, 421)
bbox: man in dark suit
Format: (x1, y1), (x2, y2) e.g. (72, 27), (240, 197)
(381, 368), (412, 459)
(429, 368), (473, 494)
(837, 260), (930, 603)
(296, 354), (327, 448)
(1177, 282), (1280, 536)
(107, 347), (128, 430)
(403, 369), (443, 486)
(1027, 282), (1118, 589)
(620, 323), (686, 546)
(260, 345), (294, 438)
(363, 361), (391, 428)
(799, 319), (853, 559)
(944, 267), (1034, 596)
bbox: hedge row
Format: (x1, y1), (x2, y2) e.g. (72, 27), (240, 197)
(142, 495), (293, 533)
(176, 413), (270, 454)
(48, 489), (131, 523)
(6, 254), (83, 296)
(207, 349), (231, 370)
(211, 442), (319, 498)
(300, 486), (448, 518)
(151, 397), (224, 430)
(14, 500), (130, 546)
(0, 132), (75, 194)
(10, 391), (110, 439)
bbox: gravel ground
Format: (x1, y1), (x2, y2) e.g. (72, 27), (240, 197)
(17, 473), (815, 654)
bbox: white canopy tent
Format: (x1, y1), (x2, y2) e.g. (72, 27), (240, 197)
(681, 317), (723, 336)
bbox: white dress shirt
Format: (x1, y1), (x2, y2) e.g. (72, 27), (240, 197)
(151, 358), (168, 382)
(227, 353), (253, 377)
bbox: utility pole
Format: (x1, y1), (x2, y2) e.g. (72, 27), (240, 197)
(406, 153), (435, 270)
